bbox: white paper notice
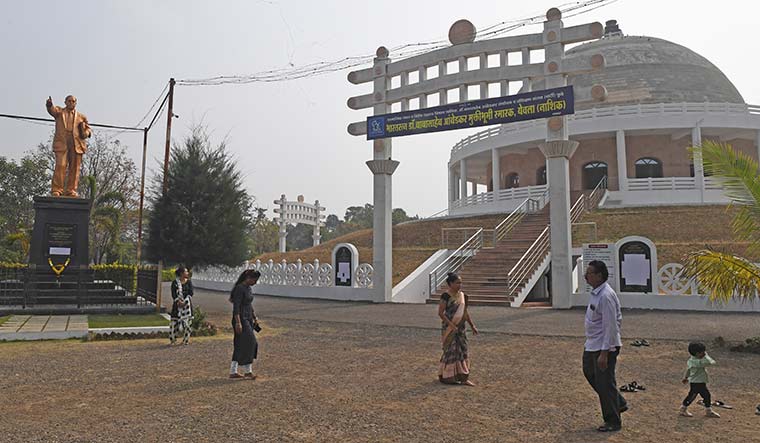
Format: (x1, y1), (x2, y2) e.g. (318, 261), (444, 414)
(49, 247), (71, 256)
(621, 254), (650, 286)
(337, 262), (351, 283)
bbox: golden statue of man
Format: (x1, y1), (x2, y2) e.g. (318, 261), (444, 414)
(45, 95), (92, 197)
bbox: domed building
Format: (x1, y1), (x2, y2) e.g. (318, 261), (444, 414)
(447, 20), (760, 215)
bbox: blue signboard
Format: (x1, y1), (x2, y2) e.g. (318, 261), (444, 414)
(367, 86), (574, 140)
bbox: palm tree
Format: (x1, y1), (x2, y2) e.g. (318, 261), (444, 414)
(681, 140), (760, 302)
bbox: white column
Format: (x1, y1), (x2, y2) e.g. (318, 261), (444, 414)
(312, 200), (322, 247)
(368, 47), (396, 303)
(541, 11), (575, 310)
(521, 47), (532, 92)
(616, 129), (627, 191)
(275, 194), (287, 253)
(448, 167), (456, 207)
(460, 159), (468, 200)
(692, 125), (704, 201)
(491, 149), (500, 194)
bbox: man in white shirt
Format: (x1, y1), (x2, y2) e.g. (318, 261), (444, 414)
(583, 260), (627, 432)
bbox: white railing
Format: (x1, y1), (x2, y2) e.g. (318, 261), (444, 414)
(508, 186), (603, 299)
(507, 226), (550, 297)
(703, 177), (725, 191)
(493, 192), (548, 243)
(429, 228), (483, 295)
(588, 176), (608, 209)
(451, 101), (760, 156)
(194, 259), (374, 289)
(627, 177), (697, 191)
(451, 184), (549, 210)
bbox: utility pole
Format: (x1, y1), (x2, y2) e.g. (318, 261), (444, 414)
(136, 127), (148, 263)
(163, 77), (176, 195)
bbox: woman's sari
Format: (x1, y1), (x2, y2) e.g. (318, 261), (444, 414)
(438, 291), (470, 383)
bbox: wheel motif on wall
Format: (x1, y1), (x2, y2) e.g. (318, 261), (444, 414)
(355, 264), (374, 288)
(658, 263), (695, 295)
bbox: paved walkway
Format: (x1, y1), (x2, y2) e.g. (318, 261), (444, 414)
(0, 315), (89, 340)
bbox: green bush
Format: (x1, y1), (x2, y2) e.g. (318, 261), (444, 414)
(161, 268), (176, 282)
(191, 306), (217, 336)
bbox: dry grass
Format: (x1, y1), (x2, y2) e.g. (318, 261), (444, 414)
(254, 205), (757, 285)
(576, 205), (759, 264)
(2, 319), (759, 442)
(255, 214), (507, 285)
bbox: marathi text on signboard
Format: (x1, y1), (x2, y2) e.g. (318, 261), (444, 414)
(46, 223), (76, 257)
(582, 243), (617, 293)
(367, 86), (574, 140)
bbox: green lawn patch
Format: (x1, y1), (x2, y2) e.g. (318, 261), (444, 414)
(0, 315), (9, 326)
(88, 314), (169, 329)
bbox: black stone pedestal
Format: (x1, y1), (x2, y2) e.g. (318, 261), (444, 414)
(30, 196), (91, 268)
(26, 196), (93, 304)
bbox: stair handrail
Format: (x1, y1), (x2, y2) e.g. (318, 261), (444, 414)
(508, 192), (587, 298)
(493, 190), (549, 244)
(429, 228), (484, 295)
(587, 176), (608, 211)
(506, 226), (550, 297)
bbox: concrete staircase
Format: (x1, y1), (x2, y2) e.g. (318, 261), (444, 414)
(428, 208), (550, 306)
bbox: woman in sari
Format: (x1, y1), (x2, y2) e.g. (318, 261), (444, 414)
(438, 272), (479, 385)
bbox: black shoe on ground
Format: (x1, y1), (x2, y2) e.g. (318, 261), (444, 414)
(597, 423), (621, 432)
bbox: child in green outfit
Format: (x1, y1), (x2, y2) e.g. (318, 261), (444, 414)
(680, 342), (720, 418)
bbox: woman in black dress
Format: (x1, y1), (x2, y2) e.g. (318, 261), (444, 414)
(229, 269), (261, 379)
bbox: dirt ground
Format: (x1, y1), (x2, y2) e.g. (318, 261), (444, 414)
(2, 316), (759, 443)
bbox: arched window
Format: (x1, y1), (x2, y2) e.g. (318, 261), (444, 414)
(505, 172), (520, 189)
(536, 166), (547, 186)
(635, 157), (663, 178)
(582, 162), (607, 190)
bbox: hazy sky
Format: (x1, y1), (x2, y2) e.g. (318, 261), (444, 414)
(2, 0), (758, 218)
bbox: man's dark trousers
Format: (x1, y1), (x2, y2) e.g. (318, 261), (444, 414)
(583, 347), (627, 427)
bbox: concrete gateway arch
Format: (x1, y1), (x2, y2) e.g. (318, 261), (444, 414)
(347, 7), (607, 306)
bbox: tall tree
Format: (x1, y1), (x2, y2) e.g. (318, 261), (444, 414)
(248, 208), (279, 257)
(0, 154), (50, 261)
(146, 126), (253, 269)
(681, 140), (760, 301)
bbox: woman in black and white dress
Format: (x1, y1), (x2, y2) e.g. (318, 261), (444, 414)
(170, 267), (194, 345)
(229, 269), (261, 379)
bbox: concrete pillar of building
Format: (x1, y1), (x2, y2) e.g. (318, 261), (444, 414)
(616, 129), (628, 191)
(448, 167), (456, 207)
(492, 149), (501, 195)
(692, 125), (704, 201)
(460, 159), (468, 200)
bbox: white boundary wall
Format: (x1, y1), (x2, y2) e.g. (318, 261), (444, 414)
(392, 249), (452, 303)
